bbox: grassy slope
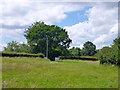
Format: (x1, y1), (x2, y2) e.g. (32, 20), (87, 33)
(2, 57), (118, 88)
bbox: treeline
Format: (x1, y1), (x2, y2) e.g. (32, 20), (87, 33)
(68, 41), (96, 56)
(3, 40), (97, 60)
(2, 21), (120, 66)
(4, 41), (31, 53)
(4, 38), (119, 66)
(3, 41), (45, 58)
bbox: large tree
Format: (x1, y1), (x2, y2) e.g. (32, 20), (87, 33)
(24, 21), (72, 60)
(82, 41), (96, 56)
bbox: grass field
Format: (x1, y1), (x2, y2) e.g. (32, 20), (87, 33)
(2, 57), (118, 88)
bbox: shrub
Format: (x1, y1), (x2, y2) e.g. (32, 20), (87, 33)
(95, 45), (119, 65)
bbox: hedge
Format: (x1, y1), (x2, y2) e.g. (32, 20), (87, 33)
(59, 56), (98, 61)
(0, 51), (45, 58)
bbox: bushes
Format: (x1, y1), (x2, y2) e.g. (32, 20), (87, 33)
(95, 46), (119, 65)
(59, 56), (98, 61)
(0, 51), (45, 58)
(95, 38), (120, 66)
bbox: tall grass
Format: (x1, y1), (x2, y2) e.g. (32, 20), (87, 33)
(2, 57), (118, 88)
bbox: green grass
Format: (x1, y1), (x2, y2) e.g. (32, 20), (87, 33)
(2, 57), (118, 88)
(0, 57), (2, 89)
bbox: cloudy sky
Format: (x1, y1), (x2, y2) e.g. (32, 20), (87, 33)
(0, 0), (119, 51)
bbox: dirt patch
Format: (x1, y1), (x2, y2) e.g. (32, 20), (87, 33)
(88, 61), (98, 64)
(50, 62), (58, 64)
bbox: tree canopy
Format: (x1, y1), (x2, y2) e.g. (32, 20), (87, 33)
(24, 21), (72, 60)
(4, 41), (19, 52)
(4, 41), (31, 53)
(69, 47), (81, 56)
(82, 41), (96, 56)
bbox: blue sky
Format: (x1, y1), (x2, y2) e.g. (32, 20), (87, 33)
(0, 1), (118, 51)
(54, 6), (91, 28)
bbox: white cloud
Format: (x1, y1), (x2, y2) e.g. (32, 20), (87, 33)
(93, 23), (118, 49)
(0, 1), (92, 26)
(1, 28), (24, 40)
(65, 2), (118, 49)
(19, 41), (27, 45)
(80, 44), (84, 49)
(87, 2), (118, 35)
(0, 1), (118, 50)
(0, 43), (7, 51)
(0, 1), (94, 47)
(65, 21), (95, 42)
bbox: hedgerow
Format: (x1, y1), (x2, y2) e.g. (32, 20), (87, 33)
(59, 56), (98, 61)
(0, 51), (45, 58)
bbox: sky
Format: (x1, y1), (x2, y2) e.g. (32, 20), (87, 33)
(0, 0), (119, 51)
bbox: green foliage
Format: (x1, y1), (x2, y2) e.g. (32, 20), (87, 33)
(95, 38), (120, 66)
(1, 51), (45, 58)
(81, 41), (96, 56)
(24, 21), (72, 60)
(113, 37), (120, 65)
(69, 47), (81, 56)
(4, 41), (20, 52)
(4, 41), (31, 53)
(96, 47), (115, 64)
(18, 43), (31, 53)
(59, 56), (97, 61)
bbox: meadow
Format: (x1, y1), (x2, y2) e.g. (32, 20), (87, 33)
(2, 57), (118, 88)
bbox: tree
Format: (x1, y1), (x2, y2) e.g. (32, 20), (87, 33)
(69, 47), (81, 56)
(4, 41), (31, 53)
(4, 41), (19, 52)
(24, 21), (72, 60)
(82, 41), (96, 56)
